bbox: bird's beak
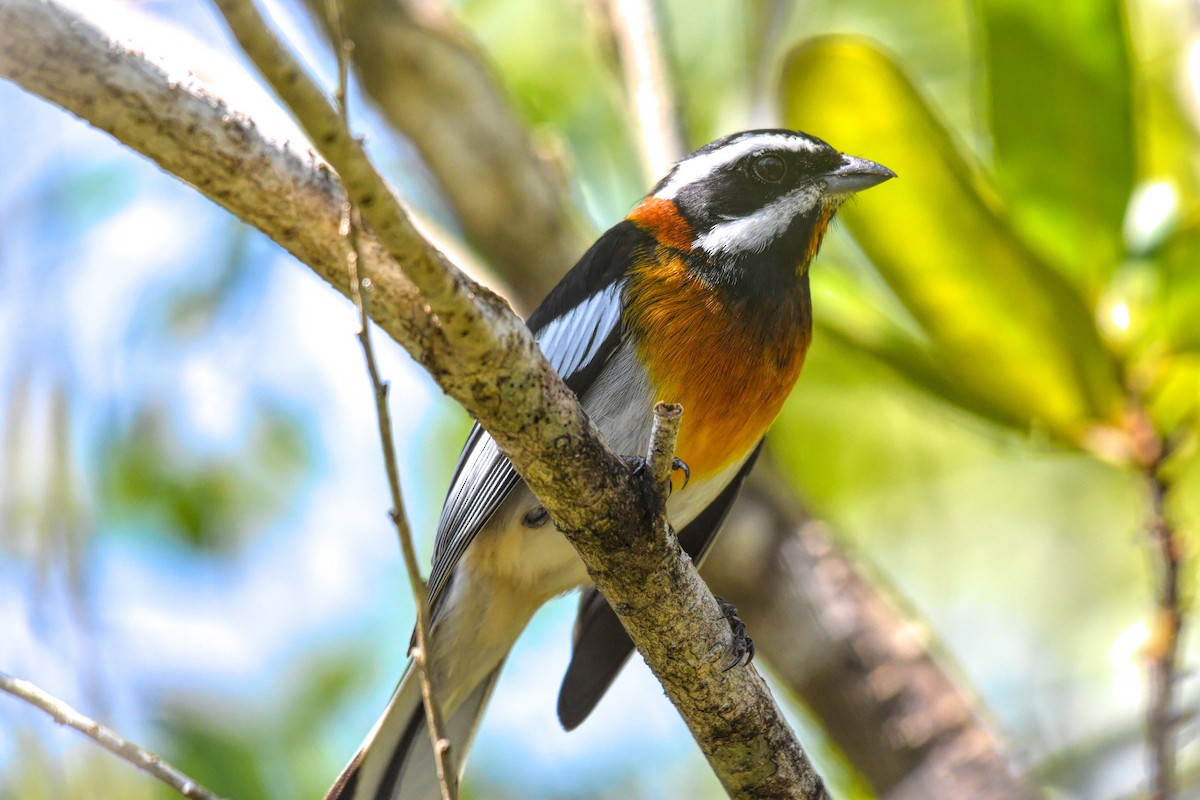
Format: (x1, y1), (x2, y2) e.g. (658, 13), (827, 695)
(823, 154), (896, 195)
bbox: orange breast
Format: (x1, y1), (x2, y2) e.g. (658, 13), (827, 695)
(622, 248), (812, 481)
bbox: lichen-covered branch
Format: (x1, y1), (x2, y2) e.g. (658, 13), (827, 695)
(0, 2), (825, 796)
(299, 1), (1041, 794)
(0, 0), (423, 347)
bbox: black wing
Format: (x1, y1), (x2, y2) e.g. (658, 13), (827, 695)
(426, 222), (651, 610)
(556, 442), (763, 730)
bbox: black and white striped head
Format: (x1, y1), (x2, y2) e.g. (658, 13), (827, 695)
(647, 129), (893, 277)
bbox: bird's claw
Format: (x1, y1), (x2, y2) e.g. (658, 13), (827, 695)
(623, 455), (690, 494)
(672, 457), (690, 490)
(623, 455), (648, 476)
(716, 597), (755, 671)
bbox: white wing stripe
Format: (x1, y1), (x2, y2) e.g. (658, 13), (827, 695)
(537, 282), (625, 379)
(427, 279), (627, 611)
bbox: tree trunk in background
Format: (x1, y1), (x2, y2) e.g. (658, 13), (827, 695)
(706, 467), (1038, 799)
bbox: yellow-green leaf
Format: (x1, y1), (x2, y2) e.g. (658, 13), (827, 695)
(782, 36), (1123, 444)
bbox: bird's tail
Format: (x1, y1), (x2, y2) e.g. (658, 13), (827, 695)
(326, 660), (504, 800)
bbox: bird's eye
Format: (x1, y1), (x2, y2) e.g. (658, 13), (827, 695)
(751, 154), (787, 183)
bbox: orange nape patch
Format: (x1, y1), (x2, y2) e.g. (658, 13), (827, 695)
(623, 251), (812, 482)
(626, 197), (694, 252)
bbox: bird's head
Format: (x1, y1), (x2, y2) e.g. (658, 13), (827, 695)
(629, 129), (894, 291)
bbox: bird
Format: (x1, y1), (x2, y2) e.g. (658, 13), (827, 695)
(327, 129), (894, 800)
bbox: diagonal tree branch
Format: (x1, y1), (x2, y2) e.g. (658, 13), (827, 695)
(315, 1), (1038, 795)
(0, 671), (224, 800)
(1143, 431), (1183, 800)
(262, 1), (1041, 796)
(1, 1), (826, 796)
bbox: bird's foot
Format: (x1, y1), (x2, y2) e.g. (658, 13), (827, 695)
(623, 455), (690, 492)
(715, 596), (755, 671)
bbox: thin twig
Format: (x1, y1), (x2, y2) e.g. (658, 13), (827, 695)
(0, 671), (224, 800)
(1147, 446), (1184, 800)
(323, 2), (456, 796)
(595, 0), (685, 180)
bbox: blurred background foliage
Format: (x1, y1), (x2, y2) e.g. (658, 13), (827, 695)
(2, 0), (1199, 798)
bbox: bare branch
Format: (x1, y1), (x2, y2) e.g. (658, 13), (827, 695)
(352, 220), (458, 800)
(1143, 429), (1183, 800)
(2, 2), (827, 795)
(0, 671), (224, 800)
(0, 0), (429, 350)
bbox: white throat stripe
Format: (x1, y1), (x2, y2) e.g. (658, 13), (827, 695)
(655, 133), (820, 201)
(693, 186), (821, 256)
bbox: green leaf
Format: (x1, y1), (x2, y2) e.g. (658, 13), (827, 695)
(782, 36), (1123, 443)
(160, 713), (275, 800)
(981, 0), (1135, 292)
(100, 404), (311, 551)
